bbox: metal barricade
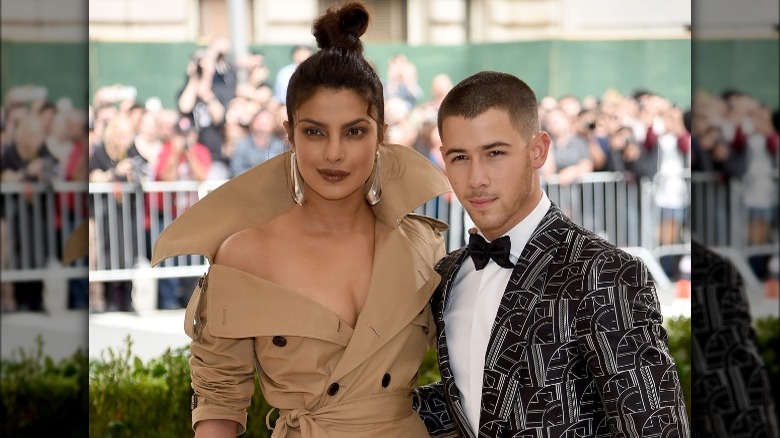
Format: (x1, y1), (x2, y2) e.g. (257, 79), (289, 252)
(1, 181), (88, 313)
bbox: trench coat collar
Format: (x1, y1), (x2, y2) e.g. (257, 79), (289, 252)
(151, 143), (451, 265)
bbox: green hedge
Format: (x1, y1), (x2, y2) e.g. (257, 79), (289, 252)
(4, 316), (776, 436)
(0, 336), (89, 437)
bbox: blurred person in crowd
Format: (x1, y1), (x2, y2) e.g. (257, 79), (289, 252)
(540, 107), (594, 184)
(415, 70), (688, 438)
(557, 94), (581, 122)
(691, 240), (778, 436)
(89, 115), (146, 312)
(177, 38), (236, 180)
(153, 3), (451, 435)
(413, 73), (453, 123)
(236, 51), (273, 104)
(91, 104), (118, 152)
(604, 126), (642, 176)
(155, 109), (179, 144)
(229, 108), (287, 177)
(156, 116), (212, 185)
(385, 54), (423, 109)
(576, 108), (609, 171)
(37, 101), (57, 134)
(735, 102), (778, 248)
(152, 116), (212, 309)
(133, 110), (163, 177)
(273, 44), (314, 105)
(0, 115), (52, 312)
(413, 119), (445, 169)
(385, 95), (418, 147)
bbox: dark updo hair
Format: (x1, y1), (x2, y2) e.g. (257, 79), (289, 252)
(286, 2), (385, 143)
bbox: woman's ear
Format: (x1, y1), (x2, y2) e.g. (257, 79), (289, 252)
(381, 123), (388, 144)
(283, 120), (294, 149)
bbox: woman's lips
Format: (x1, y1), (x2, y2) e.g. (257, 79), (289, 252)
(318, 168), (350, 182)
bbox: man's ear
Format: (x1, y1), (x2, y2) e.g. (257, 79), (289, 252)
(531, 131), (552, 169)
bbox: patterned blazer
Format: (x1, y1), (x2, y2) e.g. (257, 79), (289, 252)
(416, 203), (690, 438)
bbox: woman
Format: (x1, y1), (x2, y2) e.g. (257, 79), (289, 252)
(152, 2), (450, 436)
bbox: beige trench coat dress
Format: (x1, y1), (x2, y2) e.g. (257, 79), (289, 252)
(152, 144), (451, 437)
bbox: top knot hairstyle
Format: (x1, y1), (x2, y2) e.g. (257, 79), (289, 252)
(286, 2), (385, 142)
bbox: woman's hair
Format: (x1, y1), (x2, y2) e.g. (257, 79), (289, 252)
(286, 2), (385, 143)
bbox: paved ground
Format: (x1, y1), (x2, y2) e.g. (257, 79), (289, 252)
(1, 309), (188, 362)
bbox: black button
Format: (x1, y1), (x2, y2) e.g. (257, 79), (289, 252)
(327, 382), (340, 396)
(272, 336), (287, 347)
(381, 373), (391, 388)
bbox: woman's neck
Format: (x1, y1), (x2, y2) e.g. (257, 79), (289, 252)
(296, 192), (374, 235)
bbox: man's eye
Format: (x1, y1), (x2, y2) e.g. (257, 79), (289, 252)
(450, 155), (467, 162)
(487, 150), (505, 157)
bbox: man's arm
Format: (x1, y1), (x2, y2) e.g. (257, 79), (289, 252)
(414, 382), (458, 437)
(576, 249), (689, 437)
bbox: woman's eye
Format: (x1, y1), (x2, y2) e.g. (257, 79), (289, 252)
(346, 126), (365, 136)
(303, 127), (324, 136)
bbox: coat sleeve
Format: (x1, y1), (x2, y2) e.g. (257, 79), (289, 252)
(414, 382), (459, 437)
(575, 249), (690, 437)
(186, 271), (257, 435)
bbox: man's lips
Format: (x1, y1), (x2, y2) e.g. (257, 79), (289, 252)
(318, 168), (350, 182)
(468, 197), (496, 208)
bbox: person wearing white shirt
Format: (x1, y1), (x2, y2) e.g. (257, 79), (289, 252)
(414, 71), (689, 438)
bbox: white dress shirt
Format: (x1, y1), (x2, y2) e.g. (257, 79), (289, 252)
(443, 192), (551, 434)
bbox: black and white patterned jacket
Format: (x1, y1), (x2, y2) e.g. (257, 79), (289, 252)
(416, 203), (690, 438)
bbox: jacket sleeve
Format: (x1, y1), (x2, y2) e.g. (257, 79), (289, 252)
(414, 382), (458, 437)
(186, 271), (257, 435)
(575, 250), (690, 437)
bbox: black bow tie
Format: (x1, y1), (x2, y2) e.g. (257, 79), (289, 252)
(467, 233), (514, 271)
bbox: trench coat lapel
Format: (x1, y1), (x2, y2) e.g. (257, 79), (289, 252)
(328, 219), (440, 383)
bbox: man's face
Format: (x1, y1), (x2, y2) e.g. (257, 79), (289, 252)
(440, 108), (550, 240)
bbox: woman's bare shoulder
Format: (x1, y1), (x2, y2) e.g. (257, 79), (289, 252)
(213, 215), (289, 276)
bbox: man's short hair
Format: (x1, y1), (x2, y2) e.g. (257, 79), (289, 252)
(437, 71), (539, 139)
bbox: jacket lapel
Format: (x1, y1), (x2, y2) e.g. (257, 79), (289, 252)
(478, 203), (569, 432)
(430, 248), (475, 437)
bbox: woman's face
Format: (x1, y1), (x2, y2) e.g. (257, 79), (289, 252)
(286, 88), (379, 204)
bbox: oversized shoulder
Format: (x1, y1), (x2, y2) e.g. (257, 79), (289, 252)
(397, 213), (449, 264)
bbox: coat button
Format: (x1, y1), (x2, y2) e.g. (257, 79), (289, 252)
(327, 382), (340, 396)
(381, 373), (391, 388)
(272, 336), (287, 347)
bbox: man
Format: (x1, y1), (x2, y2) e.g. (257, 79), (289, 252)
(415, 71), (689, 437)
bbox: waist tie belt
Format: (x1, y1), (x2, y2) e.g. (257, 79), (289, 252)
(267, 390), (412, 438)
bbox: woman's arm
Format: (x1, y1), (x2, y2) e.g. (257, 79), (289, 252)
(194, 419), (238, 437)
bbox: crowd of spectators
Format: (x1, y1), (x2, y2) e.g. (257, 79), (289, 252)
(3, 37), (778, 313)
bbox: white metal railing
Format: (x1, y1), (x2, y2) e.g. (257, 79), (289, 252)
(3, 171), (777, 312)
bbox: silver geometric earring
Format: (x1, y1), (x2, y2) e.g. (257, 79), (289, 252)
(365, 149), (382, 206)
(290, 151), (305, 205)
